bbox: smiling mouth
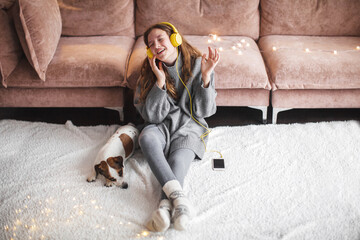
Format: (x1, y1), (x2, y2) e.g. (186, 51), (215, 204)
(157, 49), (165, 55)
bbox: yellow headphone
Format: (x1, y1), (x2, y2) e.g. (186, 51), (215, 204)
(146, 22), (183, 59)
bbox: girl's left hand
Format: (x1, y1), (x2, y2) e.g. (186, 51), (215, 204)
(201, 47), (220, 87)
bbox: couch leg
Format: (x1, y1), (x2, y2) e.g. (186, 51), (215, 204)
(105, 107), (124, 122)
(248, 106), (268, 124)
(272, 108), (292, 124)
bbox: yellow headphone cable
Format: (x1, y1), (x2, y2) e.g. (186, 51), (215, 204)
(175, 48), (223, 159)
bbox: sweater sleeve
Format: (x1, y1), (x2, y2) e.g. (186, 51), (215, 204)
(134, 83), (171, 123)
(192, 71), (217, 118)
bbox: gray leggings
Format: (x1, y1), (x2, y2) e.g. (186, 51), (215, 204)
(138, 124), (195, 199)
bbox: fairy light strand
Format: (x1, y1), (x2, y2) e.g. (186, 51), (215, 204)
(207, 34), (360, 55)
(2, 184), (145, 240)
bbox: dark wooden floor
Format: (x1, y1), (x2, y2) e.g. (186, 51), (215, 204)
(1, 107), (359, 127)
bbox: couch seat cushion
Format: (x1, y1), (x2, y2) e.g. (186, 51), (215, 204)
(127, 35), (270, 90)
(258, 35), (360, 90)
(7, 36), (134, 88)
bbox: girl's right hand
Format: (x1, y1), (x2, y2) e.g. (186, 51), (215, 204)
(148, 56), (166, 89)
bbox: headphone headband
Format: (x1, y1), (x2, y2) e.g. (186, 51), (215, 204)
(160, 22), (179, 33)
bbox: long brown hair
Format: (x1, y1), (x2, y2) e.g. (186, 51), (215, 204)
(138, 23), (202, 103)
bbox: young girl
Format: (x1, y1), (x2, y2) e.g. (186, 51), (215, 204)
(134, 22), (220, 232)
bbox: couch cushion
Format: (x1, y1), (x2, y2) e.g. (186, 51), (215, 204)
(12, 0), (62, 81)
(59, 0), (134, 37)
(127, 35), (270, 91)
(258, 35), (360, 90)
(135, 0), (260, 40)
(6, 36), (135, 88)
(0, 9), (23, 87)
(260, 0), (360, 36)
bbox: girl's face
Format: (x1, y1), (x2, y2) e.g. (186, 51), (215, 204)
(147, 28), (178, 65)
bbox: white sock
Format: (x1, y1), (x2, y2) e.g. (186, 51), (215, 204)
(146, 199), (172, 232)
(172, 197), (194, 230)
(163, 180), (194, 231)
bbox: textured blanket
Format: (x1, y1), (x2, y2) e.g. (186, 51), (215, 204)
(1, 120), (360, 240)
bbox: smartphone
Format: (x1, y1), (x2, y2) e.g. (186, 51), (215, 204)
(212, 158), (225, 171)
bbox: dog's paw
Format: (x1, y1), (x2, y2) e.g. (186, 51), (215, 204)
(121, 182), (128, 189)
(87, 175), (96, 182)
(105, 181), (115, 187)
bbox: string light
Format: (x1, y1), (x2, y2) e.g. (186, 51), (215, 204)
(268, 45), (359, 55)
(207, 34), (359, 56)
(3, 184), (139, 240)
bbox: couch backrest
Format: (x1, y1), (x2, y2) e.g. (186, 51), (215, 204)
(260, 0), (360, 37)
(59, 0), (134, 37)
(135, 0), (260, 40)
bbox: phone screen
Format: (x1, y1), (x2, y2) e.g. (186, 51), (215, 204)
(212, 158), (225, 170)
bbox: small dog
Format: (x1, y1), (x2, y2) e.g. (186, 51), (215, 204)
(87, 123), (139, 188)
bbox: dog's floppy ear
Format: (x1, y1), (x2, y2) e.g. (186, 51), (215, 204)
(106, 156), (124, 170)
(95, 161), (112, 180)
(119, 133), (134, 158)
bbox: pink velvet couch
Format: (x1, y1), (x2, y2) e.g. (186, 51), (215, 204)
(258, 0), (360, 123)
(1, 0), (359, 124)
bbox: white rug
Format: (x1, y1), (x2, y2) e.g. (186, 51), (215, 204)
(1, 119), (360, 240)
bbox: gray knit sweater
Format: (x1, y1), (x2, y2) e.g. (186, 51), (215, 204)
(134, 55), (217, 159)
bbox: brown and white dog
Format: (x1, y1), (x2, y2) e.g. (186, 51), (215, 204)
(87, 123), (139, 188)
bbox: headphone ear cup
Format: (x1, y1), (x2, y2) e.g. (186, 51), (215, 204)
(146, 48), (153, 59)
(170, 33), (182, 47)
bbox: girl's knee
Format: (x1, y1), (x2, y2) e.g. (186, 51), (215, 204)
(138, 130), (154, 148)
(138, 125), (163, 148)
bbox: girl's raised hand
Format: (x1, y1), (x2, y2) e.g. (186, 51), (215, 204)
(201, 47), (220, 87)
(148, 56), (166, 89)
